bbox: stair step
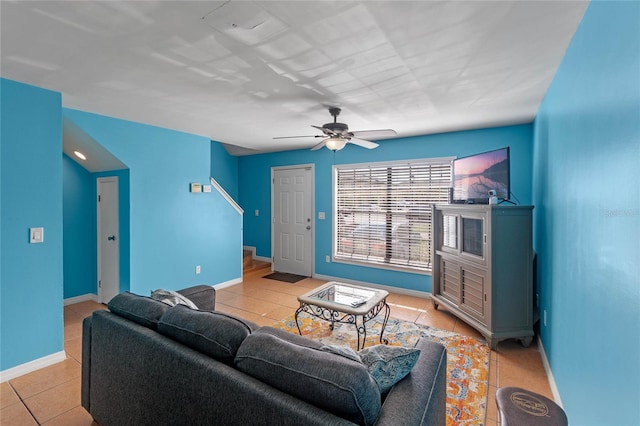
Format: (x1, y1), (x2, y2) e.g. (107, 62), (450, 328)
(242, 250), (271, 277)
(243, 250), (253, 268)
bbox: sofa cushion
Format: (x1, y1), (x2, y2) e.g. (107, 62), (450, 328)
(151, 289), (199, 309)
(253, 326), (323, 349)
(157, 305), (259, 364)
(234, 330), (381, 426)
(107, 292), (169, 330)
(319, 344), (362, 362)
(359, 345), (421, 394)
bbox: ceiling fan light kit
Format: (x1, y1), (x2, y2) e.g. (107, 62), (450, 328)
(275, 107), (397, 152)
(324, 137), (348, 151)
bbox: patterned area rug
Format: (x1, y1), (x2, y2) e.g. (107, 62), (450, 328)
(273, 312), (490, 426)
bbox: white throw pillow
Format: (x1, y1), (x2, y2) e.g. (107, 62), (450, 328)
(151, 289), (198, 309)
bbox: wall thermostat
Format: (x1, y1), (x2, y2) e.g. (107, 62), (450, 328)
(30, 227), (44, 243)
(190, 182), (202, 193)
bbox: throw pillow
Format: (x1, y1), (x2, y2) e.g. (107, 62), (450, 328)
(157, 305), (259, 364)
(151, 289), (199, 309)
(235, 330), (381, 426)
(359, 345), (421, 394)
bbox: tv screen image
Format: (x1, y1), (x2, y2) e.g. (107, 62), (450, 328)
(452, 147), (510, 203)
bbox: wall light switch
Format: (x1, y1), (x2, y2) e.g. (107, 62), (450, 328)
(195, 265), (201, 274)
(318, 212), (325, 220)
(203, 185), (212, 193)
(255, 209), (259, 216)
(30, 227), (44, 244)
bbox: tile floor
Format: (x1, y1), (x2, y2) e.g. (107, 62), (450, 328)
(1, 274), (553, 425)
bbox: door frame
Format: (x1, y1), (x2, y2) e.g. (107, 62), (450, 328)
(97, 176), (120, 303)
(271, 164), (315, 276)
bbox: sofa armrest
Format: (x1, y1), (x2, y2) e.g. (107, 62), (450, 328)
(375, 340), (447, 426)
(81, 316), (92, 412)
(177, 285), (216, 310)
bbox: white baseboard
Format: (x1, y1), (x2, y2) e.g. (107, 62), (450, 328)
(63, 293), (98, 306)
(311, 273), (431, 299)
(538, 337), (564, 407)
(213, 277), (243, 290)
(0, 351), (66, 383)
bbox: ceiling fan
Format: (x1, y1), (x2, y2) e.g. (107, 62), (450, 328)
(273, 107), (397, 151)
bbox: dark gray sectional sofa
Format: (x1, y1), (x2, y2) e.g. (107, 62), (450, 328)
(82, 285), (447, 426)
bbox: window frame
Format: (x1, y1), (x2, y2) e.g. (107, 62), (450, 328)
(332, 157), (453, 274)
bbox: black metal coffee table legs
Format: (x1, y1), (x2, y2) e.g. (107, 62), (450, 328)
(295, 298), (390, 350)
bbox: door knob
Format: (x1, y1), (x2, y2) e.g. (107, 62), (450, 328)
(107, 235), (116, 241)
(306, 226), (311, 230)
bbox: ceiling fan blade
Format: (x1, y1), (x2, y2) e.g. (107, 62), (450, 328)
(311, 125), (335, 136)
(351, 129), (397, 139)
(273, 135), (322, 140)
(349, 138), (379, 149)
(310, 139), (327, 151)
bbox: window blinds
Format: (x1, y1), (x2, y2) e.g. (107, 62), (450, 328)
(334, 158), (452, 271)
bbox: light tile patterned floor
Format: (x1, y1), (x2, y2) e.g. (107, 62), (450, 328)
(0, 274), (553, 425)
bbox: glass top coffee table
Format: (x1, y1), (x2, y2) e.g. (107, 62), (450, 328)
(295, 281), (390, 350)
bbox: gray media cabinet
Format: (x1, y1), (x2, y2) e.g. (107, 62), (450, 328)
(431, 204), (534, 349)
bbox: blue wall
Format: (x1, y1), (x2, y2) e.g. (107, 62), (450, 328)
(239, 124), (532, 292)
(1, 78), (241, 373)
(1, 79), (64, 370)
(63, 109), (242, 295)
(533, 2), (640, 424)
(211, 141), (239, 201)
(62, 154), (97, 299)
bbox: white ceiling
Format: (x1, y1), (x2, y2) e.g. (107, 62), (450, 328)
(1, 1), (589, 156)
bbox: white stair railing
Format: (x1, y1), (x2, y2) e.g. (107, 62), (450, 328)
(210, 177), (243, 215)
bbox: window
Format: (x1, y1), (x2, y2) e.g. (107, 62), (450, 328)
(334, 158), (453, 272)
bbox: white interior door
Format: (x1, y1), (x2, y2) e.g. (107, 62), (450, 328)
(272, 166), (313, 276)
(97, 177), (120, 303)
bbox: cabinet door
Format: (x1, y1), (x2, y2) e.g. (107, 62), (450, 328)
(459, 211), (487, 266)
(459, 264), (487, 324)
(439, 257), (460, 305)
(437, 211), (459, 255)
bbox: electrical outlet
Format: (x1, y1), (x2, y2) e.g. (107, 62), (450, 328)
(195, 265), (201, 274)
(325, 255), (330, 263)
(543, 310), (547, 327)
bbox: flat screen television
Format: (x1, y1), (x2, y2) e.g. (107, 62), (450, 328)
(452, 147), (510, 204)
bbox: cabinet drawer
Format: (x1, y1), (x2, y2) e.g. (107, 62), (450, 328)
(459, 265), (487, 323)
(440, 257), (460, 305)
